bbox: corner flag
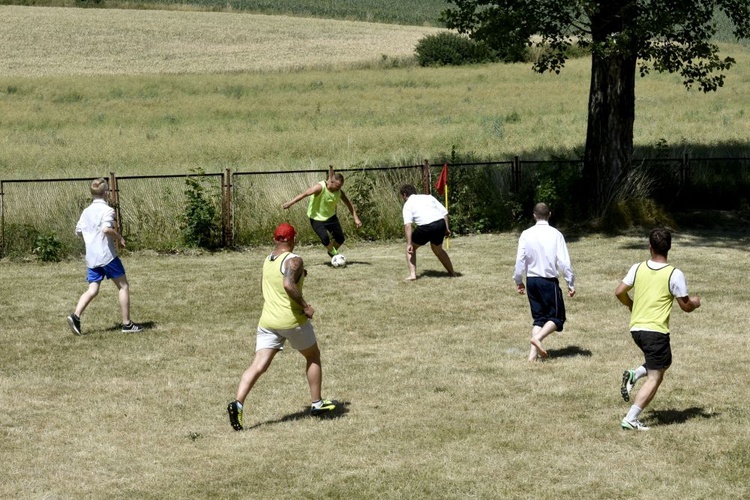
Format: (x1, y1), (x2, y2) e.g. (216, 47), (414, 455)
(435, 164), (450, 249)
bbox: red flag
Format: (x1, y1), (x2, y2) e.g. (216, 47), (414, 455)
(435, 163), (448, 196)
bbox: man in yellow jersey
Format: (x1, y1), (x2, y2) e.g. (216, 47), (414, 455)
(227, 223), (335, 431)
(615, 227), (701, 431)
(283, 173), (362, 258)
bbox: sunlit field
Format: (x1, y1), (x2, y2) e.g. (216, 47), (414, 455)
(1, 232), (749, 497)
(1, 6), (749, 180)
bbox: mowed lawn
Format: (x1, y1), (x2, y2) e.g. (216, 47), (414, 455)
(2, 232), (749, 498)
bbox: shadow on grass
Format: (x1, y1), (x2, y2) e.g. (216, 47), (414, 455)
(102, 320), (157, 333)
(419, 270), (463, 279)
(246, 400), (351, 430)
(324, 260), (373, 268)
(649, 406), (719, 425)
(547, 345), (592, 358)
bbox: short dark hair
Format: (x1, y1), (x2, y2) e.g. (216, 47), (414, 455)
(400, 184), (417, 197)
(533, 202), (550, 220)
(649, 227), (671, 257)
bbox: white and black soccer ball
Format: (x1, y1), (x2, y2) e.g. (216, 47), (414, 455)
(331, 254), (347, 268)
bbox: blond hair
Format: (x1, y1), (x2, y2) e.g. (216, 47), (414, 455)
(90, 178), (109, 198)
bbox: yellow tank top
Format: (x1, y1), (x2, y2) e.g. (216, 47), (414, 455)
(307, 181), (341, 221)
(630, 261), (675, 334)
(258, 252), (307, 329)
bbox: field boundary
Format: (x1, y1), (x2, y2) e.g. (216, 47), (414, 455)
(1, 154), (749, 257)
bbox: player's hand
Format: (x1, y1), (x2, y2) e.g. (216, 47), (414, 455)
(119, 236), (127, 247)
(303, 304), (315, 319)
(282, 202), (291, 210)
(568, 286), (576, 298)
(406, 244), (414, 255)
(445, 228), (451, 237)
(516, 283), (525, 295)
(355, 217), (362, 229)
(691, 296), (701, 309)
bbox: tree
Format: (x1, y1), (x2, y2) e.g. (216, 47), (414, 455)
(442, 1), (750, 215)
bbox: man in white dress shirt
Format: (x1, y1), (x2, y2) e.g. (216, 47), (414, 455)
(513, 203), (575, 361)
(66, 178), (142, 335)
(400, 184), (456, 281)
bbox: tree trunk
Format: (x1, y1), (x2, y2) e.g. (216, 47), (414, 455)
(583, 49), (637, 216)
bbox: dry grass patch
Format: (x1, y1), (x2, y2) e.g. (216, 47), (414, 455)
(0, 5), (442, 77)
(1, 232), (750, 497)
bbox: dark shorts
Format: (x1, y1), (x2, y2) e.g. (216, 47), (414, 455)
(86, 257), (126, 283)
(310, 215), (345, 247)
(412, 219), (446, 247)
(526, 277), (566, 331)
(631, 330), (672, 370)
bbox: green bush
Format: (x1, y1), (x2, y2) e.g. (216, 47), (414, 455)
(180, 169), (221, 249)
(415, 32), (496, 67)
(33, 232), (63, 262)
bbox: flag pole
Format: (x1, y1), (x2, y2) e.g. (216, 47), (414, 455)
(444, 182), (450, 250)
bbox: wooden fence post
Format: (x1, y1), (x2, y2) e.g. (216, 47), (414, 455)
(422, 159), (431, 194)
(512, 156), (521, 193)
(681, 152), (690, 186)
(108, 172), (123, 249)
(222, 168), (233, 248)
(0, 181), (4, 258)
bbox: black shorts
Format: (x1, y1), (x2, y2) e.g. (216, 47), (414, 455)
(526, 277), (566, 331)
(412, 219), (446, 247)
(631, 330), (672, 370)
(309, 215), (345, 247)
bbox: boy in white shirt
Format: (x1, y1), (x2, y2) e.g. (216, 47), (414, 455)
(66, 178), (142, 335)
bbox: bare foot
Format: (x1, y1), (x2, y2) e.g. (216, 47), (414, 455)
(404, 276), (417, 282)
(530, 338), (548, 358)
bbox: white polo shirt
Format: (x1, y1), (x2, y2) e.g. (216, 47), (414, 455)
(75, 199), (118, 268)
(402, 194), (448, 226)
(513, 220), (575, 288)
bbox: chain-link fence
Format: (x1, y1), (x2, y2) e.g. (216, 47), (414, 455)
(2, 156), (749, 258)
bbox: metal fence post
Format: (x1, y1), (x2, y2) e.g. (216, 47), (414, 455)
(422, 159), (431, 194)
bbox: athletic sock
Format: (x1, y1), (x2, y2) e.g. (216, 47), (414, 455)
(625, 405), (642, 422)
(634, 365), (648, 382)
(311, 399), (322, 409)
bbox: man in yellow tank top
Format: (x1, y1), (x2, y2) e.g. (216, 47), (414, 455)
(615, 228), (701, 431)
(227, 223), (336, 431)
(283, 172), (362, 258)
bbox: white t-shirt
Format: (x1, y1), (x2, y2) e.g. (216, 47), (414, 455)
(75, 199), (118, 268)
(402, 194), (448, 226)
(622, 260), (688, 298)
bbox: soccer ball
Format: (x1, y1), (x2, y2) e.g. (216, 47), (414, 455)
(331, 254), (347, 268)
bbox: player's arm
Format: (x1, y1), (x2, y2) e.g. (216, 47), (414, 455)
(615, 282), (633, 311)
(339, 191), (362, 228)
(443, 214), (451, 236)
(404, 223), (414, 254)
(283, 256), (314, 318)
(676, 295), (701, 312)
(283, 183), (323, 210)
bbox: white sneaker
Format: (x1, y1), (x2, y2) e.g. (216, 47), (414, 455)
(621, 418), (650, 431)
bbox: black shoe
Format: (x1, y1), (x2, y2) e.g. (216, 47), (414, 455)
(310, 399), (336, 416)
(227, 400), (243, 431)
(122, 322), (144, 333)
(67, 314), (82, 335)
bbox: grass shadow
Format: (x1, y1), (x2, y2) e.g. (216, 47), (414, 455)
(547, 345), (592, 358)
(246, 400), (351, 430)
(103, 320), (157, 333)
(648, 406), (719, 425)
(419, 270), (462, 279)
(324, 260), (373, 268)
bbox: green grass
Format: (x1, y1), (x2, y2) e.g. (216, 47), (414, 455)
(2, 232), (749, 497)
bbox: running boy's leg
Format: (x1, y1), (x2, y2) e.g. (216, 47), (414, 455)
(74, 281), (101, 317)
(430, 243), (455, 276)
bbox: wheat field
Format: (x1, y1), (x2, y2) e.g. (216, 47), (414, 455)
(0, 5), (443, 77)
